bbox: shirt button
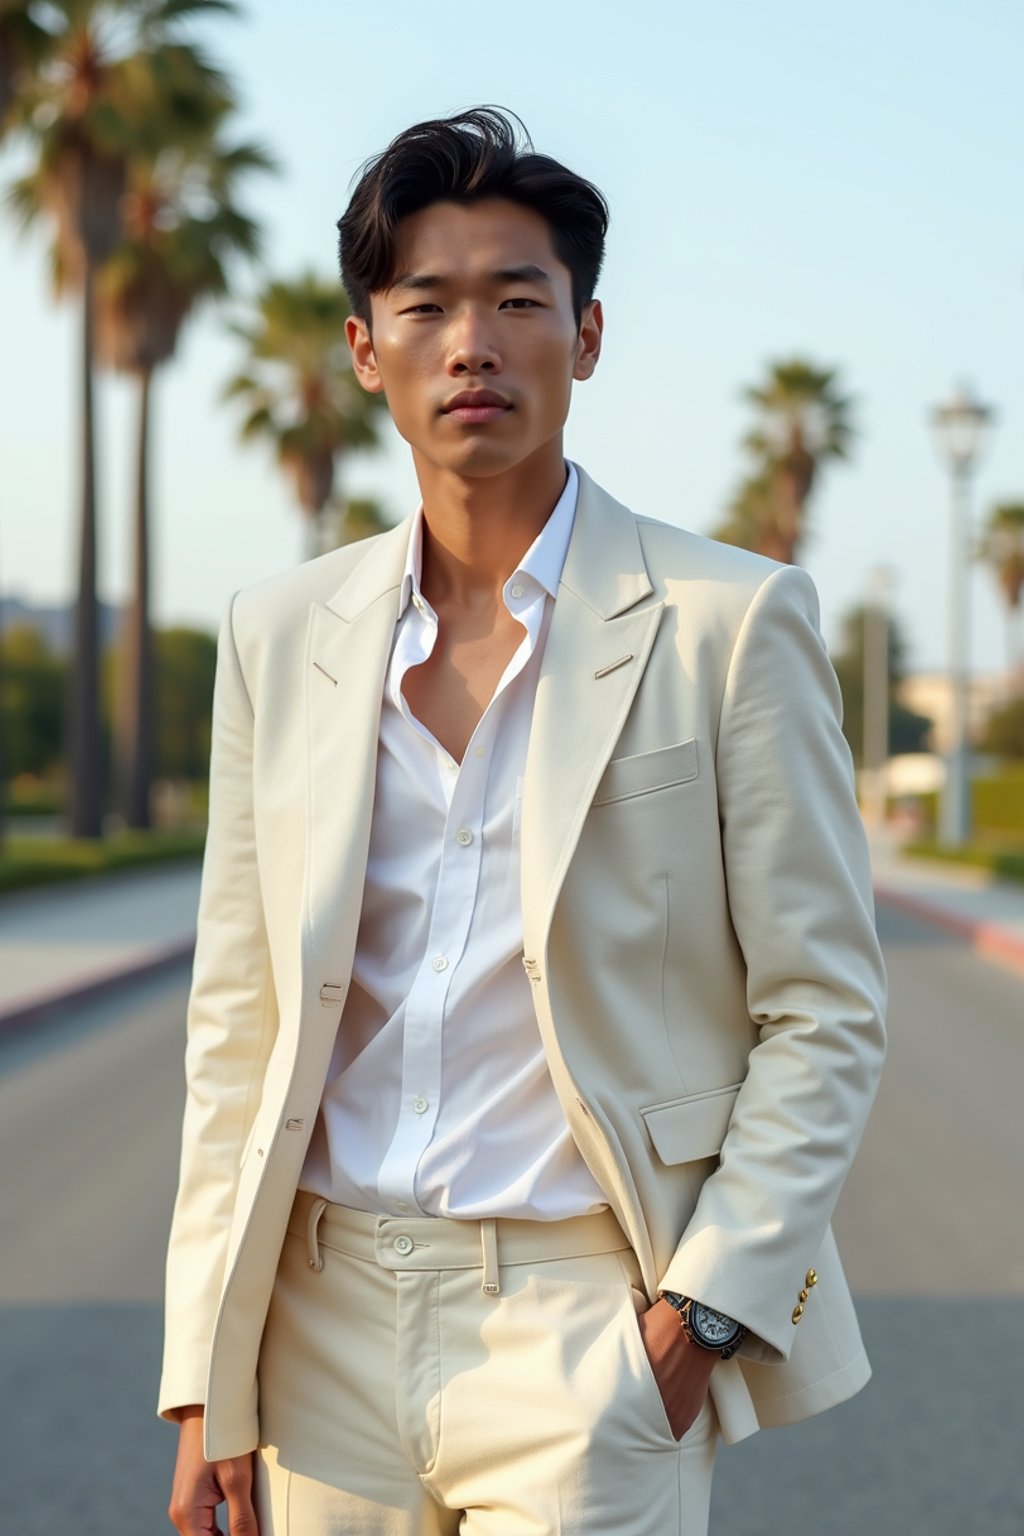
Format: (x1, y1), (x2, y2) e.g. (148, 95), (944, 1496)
(510, 583), (525, 599)
(394, 1235), (414, 1255)
(431, 954), (449, 972)
(396, 1201), (410, 1212)
(412, 1095), (429, 1113)
(474, 744), (486, 757)
(455, 828), (473, 846)
(444, 756), (457, 771)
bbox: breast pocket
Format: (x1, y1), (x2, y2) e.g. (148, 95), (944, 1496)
(592, 738), (699, 806)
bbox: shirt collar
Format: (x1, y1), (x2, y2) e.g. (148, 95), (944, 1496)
(399, 459), (579, 617)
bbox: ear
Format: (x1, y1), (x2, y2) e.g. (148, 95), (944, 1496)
(572, 298), (603, 383)
(346, 314), (385, 395)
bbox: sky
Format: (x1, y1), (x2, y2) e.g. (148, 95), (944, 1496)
(1, 0), (1022, 677)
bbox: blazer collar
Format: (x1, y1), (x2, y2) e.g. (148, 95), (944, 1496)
(325, 513), (414, 624)
(560, 464), (654, 620)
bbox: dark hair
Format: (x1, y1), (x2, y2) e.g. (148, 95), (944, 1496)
(338, 106), (609, 331)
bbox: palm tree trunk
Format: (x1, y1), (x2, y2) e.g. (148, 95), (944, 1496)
(119, 364), (155, 829)
(69, 259), (103, 838)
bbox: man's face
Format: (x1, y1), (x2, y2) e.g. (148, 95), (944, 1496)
(346, 197), (602, 478)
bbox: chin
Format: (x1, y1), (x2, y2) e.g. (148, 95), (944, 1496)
(426, 436), (528, 477)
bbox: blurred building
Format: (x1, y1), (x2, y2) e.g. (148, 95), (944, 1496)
(898, 670), (1004, 755)
(0, 595), (122, 656)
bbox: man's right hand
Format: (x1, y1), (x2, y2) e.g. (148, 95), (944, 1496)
(168, 1406), (259, 1535)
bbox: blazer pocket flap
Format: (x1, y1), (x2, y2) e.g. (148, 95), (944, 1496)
(640, 1082), (743, 1164)
(593, 738), (698, 806)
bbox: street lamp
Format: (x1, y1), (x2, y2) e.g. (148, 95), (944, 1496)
(928, 380), (996, 848)
(862, 565), (892, 830)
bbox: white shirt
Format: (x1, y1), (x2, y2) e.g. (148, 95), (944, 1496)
(299, 459), (609, 1220)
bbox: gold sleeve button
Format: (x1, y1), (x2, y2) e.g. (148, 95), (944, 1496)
(792, 1304), (804, 1323)
(805, 1269), (818, 1287)
(798, 1288), (809, 1302)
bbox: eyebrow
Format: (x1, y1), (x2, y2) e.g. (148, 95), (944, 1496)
(390, 264), (554, 293)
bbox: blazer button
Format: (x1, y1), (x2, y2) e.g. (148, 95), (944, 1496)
(798, 1288), (809, 1302)
(805, 1269), (818, 1287)
(792, 1304), (804, 1323)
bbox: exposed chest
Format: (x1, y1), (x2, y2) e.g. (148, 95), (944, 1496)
(400, 606), (527, 764)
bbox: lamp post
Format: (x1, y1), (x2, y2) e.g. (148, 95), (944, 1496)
(862, 565), (892, 829)
(928, 381), (996, 848)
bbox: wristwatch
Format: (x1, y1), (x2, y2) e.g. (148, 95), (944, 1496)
(659, 1291), (747, 1359)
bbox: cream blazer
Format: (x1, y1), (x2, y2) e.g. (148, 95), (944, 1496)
(158, 465), (887, 1461)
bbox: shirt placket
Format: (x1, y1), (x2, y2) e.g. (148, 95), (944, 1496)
(375, 576), (544, 1215)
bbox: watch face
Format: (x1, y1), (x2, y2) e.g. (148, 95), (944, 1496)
(691, 1302), (739, 1346)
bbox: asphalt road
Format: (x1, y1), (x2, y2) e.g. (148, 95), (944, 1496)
(0, 903), (1021, 1535)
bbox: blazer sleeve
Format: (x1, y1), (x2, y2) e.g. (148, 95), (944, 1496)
(654, 562), (887, 1363)
(157, 590), (279, 1422)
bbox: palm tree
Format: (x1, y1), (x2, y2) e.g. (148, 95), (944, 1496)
(2, 0), (234, 837)
(711, 469), (786, 561)
(222, 275), (390, 559)
(715, 358), (857, 565)
(94, 123), (274, 827)
(977, 502), (1024, 691)
(323, 494), (392, 549)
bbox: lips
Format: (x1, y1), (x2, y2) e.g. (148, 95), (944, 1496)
(442, 387), (512, 423)
(441, 389), (511, 413)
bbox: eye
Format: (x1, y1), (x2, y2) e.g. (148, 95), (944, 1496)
(401, 303), (442, 315)
(500, 297), (540, 309)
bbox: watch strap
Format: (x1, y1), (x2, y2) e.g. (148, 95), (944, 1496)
(660, 1291), (746, 1360)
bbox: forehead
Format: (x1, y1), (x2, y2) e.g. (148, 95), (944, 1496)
(387, 197), (569, 289)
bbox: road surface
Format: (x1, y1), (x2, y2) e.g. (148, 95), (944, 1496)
(0, 903), (1021, 1534)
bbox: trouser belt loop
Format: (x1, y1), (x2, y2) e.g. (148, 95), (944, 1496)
(306, 1196), (328, 1272)
(480, 1217), (500, 1296)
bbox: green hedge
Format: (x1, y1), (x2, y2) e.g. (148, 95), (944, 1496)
(902, 840), (1024, 885)
(914, 768), (1024, 836)
(0, 831), (206, 895)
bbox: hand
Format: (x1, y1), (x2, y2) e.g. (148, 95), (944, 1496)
(168, 1406), (259, 1535)
(636, 1298), (718, 1440)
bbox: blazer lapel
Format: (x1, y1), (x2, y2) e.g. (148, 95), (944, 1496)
(299, 517), (411, 1022)
(520, 467), (664, 963)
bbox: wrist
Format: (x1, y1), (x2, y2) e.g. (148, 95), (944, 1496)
(676, 1321), (719, 1370)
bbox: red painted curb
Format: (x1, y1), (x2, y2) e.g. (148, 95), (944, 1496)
(0, 935), (195, 1041)
(873, 885), (1024, 966)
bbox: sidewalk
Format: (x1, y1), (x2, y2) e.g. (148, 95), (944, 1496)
(869, 827), (1024, 970)
(0, 862), (201, 1036)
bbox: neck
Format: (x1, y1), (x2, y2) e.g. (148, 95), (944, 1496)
(411, 441), (568, 609)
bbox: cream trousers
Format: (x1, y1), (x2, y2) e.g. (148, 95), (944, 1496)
(254, 1188), (719, 1535)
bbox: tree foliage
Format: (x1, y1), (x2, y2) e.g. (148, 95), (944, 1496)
(1, 623), (216, 790)
(712, 357), (857, 565)
(0, 626), (66, 777)
(222, 274), (390, 532)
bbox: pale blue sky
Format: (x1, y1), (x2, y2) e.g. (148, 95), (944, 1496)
(2, 0), (1022, 674)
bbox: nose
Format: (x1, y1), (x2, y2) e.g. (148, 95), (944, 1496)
(447, 306), (501, 375)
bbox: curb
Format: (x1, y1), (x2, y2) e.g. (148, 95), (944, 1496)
(873, 885), (1024, 969)
(0, 935), (195, 1042)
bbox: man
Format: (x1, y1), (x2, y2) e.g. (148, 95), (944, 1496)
(163, 106), (887, 1536)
